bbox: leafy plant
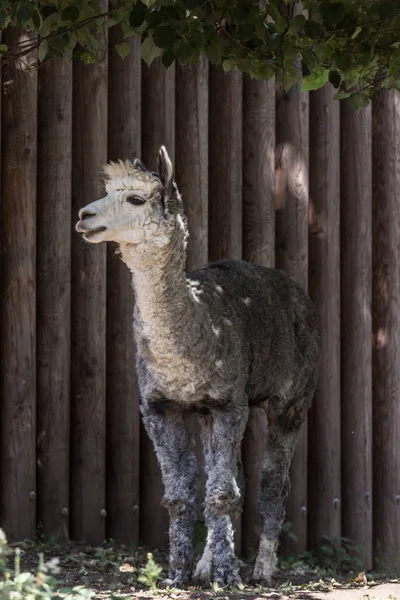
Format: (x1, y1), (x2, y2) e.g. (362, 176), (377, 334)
(137, 552), (163, 589)
(0, 0), (400, 106)
(301, 535), (364, 574)
(0, 528), (94, 600)
(281, 521), (299, 545)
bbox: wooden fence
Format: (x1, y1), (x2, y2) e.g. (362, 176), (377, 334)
(0, 27), (399, 572)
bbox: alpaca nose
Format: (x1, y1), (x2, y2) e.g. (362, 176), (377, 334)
(79, 207), (96, 220)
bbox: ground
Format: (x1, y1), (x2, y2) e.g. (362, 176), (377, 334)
(5, 540), (399, 600)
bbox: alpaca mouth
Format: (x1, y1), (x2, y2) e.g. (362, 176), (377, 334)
(76, 221), (107, 237)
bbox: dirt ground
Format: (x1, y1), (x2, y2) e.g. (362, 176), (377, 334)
(9, 541), (400, 600)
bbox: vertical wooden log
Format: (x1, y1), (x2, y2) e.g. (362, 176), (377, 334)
(242, 76), (275, 555)
(175, 57), (208, 272)
(372, 90), (400, 565)
(140, 60), (175, 549)
(175, 58), (209, 540)
(341, 101), (372, 569)
(275, 83), (309, 552)
(209, 66), (242, 550)
(106, 33), (141, 544)
(71, 45), (108, 543)
(308, 85), (341, 547)
(37, 56), (72, 540)
(0, 30), (37, 541)
(209, 67), (242, 262)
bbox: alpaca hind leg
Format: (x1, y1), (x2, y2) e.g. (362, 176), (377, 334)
(141, 404), (198, 586)
(195, 405), (248, 587)
(252, 421), (298, 585)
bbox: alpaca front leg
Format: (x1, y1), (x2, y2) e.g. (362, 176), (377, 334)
(141, 404), (198, 586)
(196, 406), (248, 587)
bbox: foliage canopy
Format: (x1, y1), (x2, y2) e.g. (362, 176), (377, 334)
(1, 0), (400, 107)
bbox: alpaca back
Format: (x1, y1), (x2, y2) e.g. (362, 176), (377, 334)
(189, 259), (320, 413)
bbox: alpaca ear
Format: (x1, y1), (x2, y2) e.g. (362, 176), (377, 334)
(133, 158), (147, 172)
(157, 146), (173, 194)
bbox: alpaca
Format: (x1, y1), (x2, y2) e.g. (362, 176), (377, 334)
(76, 146), (320, 588)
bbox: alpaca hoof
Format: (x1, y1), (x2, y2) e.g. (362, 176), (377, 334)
(250, 564), (273, 587)
(192, 575), (210, 589)
(213, 575), (244, 590)
(160, 577), (188, 589)
(192, 565), (211, 588)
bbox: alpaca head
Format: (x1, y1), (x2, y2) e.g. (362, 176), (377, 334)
(76, 146), (186, 246)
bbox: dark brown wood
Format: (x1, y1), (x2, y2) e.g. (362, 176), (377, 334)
(0, 30), (37, 541)
(70, 49), (108, 543)
(140, 59), (175, 549)
(308, 85), (341, 548)
(242, 75), (275, 555)
(208, 67), (242, 261)
(275, 83), (309, 553)
(175, 57), (208, 272)
(372, 90), (400, 564)
(208, 66), (243, 549)
(106, 30), (141, 546)
(341, 101), (372, 569)
(175, 57), (209, 535)
(37, 56), (72, 541)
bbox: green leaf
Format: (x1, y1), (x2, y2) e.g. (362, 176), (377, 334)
(204, 42), (222, 65)
(48, 33), (69, 52)
(153, 25), (177, 49)
(303, 20), (322, 39)
(301, 68), (329, 91)
(17, 2), (34, 25)
(334, 49), (350, 71)
(351, 26), (362, 40)
(320, 1), (345, 27)
(129, 2), (147, 28)
(40, 6), (57, 19)
(116, 42), (130, 59)
(140, 34), (163, 65)
(267, 3), (287, 33)
(61, 6), (80, 22)
(31, 8), (42, 30)
(328, 69), (341, 88)
(302, 48), (318, 71)
(162, 49), (175, 67)
(289, 14), (306, 34)
(222, 58), (237, 72)
(175, 41), (192, 63)
(41, 11), (62, 37)
(183, 0), (203, 8)
(38, 40), (48, 62)
(0, 44), (8, 54)
(80, 52), (97, 64)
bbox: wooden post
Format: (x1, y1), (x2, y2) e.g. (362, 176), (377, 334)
(372, 90), (400, 565)
(71, 46), (108, 544)
(0, 29), (37, 541)
(341, 101), (372, 569)
(106, 32), (141, 544)
(242, 75), (275, 555)
(209, 66), (242, 550)
(308, 84), (341, 547)
(175, 57), (208, 272)
(175, 57), (209, 536)
(209, 67), (242, 262)
(275, 83), (309, 553)
(37, 55), (72, 540)
(140, 59), (175, 549)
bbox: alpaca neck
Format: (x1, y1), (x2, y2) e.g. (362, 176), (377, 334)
(119, 237), (208, 366)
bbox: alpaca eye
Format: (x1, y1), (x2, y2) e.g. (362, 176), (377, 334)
(127, 195), (146, 205)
